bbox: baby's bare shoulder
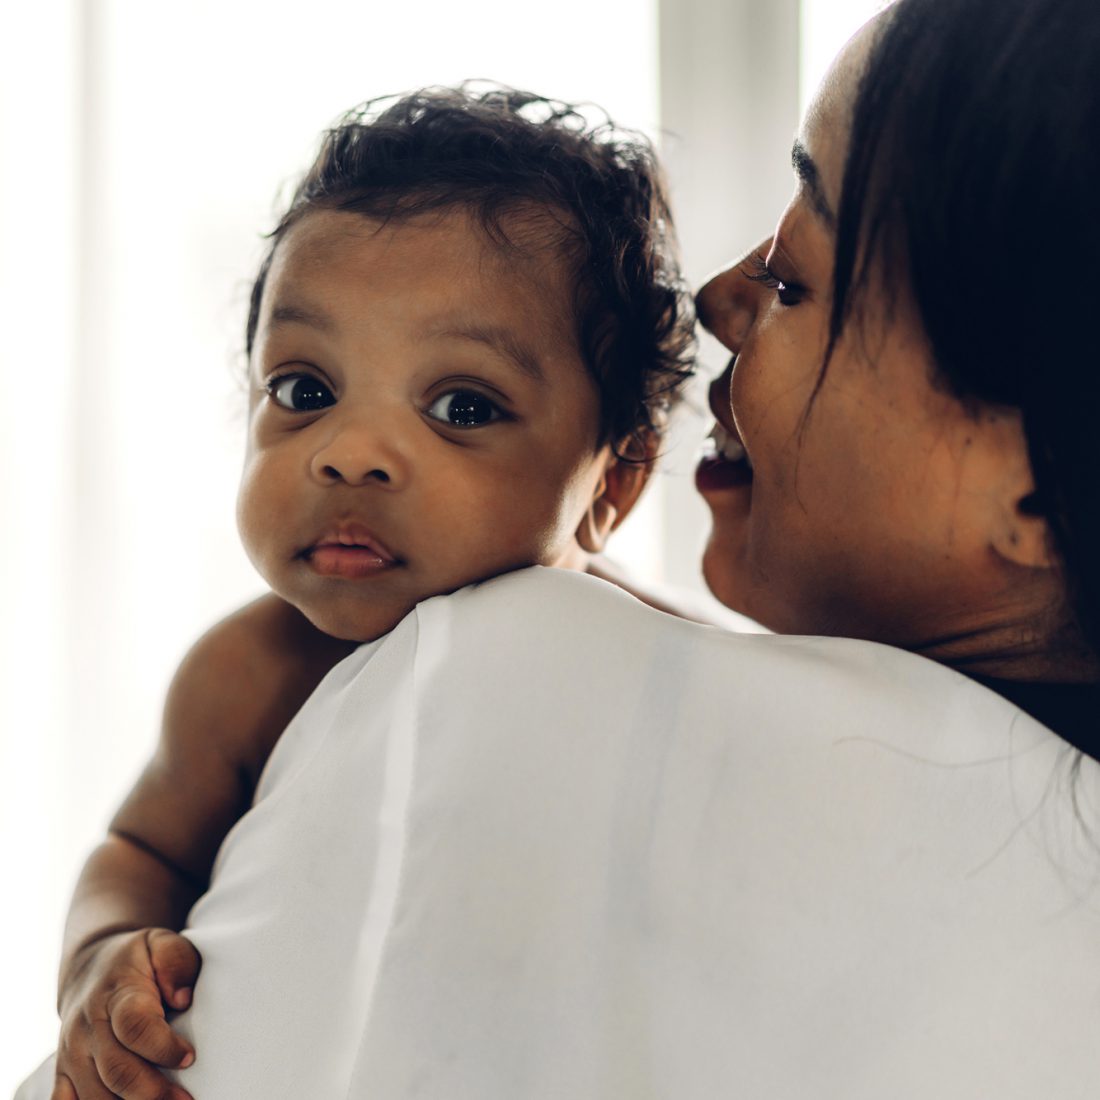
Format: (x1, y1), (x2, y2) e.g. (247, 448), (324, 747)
(167, 594), (356, 775)
(110, 596), (356, 878)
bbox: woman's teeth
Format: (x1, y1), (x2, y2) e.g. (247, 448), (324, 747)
(709, 422), (750, 466)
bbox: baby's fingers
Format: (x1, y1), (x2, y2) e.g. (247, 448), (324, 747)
(49, 1074), (78, 1100)
(146, 930), (201, 1011)
(52, 1066), (115, 1100)
(108, 984), (195, 1071)
(93, 1018), (193, 1100)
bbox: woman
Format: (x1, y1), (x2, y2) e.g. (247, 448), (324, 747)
(696, 0), (1100, 738)
(24, 0), (1100, 1096)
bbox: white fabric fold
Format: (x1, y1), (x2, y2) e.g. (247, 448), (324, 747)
(18, 567), (1100, 1099)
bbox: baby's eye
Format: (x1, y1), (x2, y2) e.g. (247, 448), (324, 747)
(425, 390), (504, 428)
(267, 374), (335, 412)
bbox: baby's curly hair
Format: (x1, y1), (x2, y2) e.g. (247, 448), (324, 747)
(245, 83), (696, 455)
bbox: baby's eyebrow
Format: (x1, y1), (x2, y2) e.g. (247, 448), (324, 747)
(267, 302), (336, 334)
(428, 323), (547, 384)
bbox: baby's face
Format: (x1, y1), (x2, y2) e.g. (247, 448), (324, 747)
(239, 207), (608, 641)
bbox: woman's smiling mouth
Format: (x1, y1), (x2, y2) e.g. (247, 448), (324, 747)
(696, 422), (754, 492)
(696, 371), (753, 493)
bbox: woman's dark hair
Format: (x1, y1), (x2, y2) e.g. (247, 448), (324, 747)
(246, 83), (695, 454)
(829, 0), (1100, 666)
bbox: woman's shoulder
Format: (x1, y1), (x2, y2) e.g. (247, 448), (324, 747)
(411, 567), (1092, 844)
(388, 569), (1099, 1093)
(418, 566), (1036, 739)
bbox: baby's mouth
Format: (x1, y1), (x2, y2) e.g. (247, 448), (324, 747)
(302, 523), (402, 579)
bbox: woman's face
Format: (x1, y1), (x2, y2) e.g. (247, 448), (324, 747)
(694, 22), (1041, 648)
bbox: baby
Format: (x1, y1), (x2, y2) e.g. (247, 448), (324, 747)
(41, 85), (695, 1100)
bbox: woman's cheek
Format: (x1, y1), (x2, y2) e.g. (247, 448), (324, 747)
(728, 317), (779, 432)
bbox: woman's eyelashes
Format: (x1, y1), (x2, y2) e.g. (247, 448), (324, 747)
(744, 251), (806, 307)
(267, 372), (336, 412)
(424, 389), (507, 428)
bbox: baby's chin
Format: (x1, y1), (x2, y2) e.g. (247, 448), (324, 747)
(298, 599), (419, 645)
(288, 559), (546, 643)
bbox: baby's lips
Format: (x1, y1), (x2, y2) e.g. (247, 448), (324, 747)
(315, 520), (399, 563)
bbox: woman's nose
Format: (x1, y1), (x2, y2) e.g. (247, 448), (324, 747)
(309, 416), (407, 488)
(695, 238), (772, 354)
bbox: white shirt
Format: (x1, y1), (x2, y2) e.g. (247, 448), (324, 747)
(18, 567), (1100, 1098)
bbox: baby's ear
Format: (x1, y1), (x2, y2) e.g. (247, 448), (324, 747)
(575, 432), (658, 554)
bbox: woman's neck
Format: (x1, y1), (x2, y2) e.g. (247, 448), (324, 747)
(893, 566), (1099, 684)
(915, 618), (1100, 685)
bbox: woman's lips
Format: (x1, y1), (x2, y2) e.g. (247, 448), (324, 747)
(695, 421), (753, 493)
(695, 453), (754, 492)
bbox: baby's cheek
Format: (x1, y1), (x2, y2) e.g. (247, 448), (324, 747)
(236, 453), (287, 570)
(430, 493), (556, 582)
(495, 494), (585, 570)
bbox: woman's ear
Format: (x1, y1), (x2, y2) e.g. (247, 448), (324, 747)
(993, 487), (1059, 571)
(990, 411), (1056, 567)
(575, 434), (657, 554)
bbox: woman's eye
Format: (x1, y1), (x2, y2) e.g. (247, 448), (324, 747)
(267, 374), (335, 412)
(744, 251), (806, 307)
(425, 390), (504, 428)
(775, 283), (804, 307)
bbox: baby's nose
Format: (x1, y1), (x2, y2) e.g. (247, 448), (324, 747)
(309, 421), (405, 488)
(695, 239), (772, 354)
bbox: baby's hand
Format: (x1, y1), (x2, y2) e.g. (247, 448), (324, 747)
(55, 928), (200, 1100)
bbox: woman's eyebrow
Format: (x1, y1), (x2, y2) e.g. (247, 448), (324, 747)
(791, 141), (836, 229)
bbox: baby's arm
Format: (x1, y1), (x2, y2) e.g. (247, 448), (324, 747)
(54, 594), (355, 1100)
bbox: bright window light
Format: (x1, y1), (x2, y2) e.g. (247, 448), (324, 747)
(800, 0), (890, 110)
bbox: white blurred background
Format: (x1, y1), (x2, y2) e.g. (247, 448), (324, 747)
(1, 0), (883, 1089)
